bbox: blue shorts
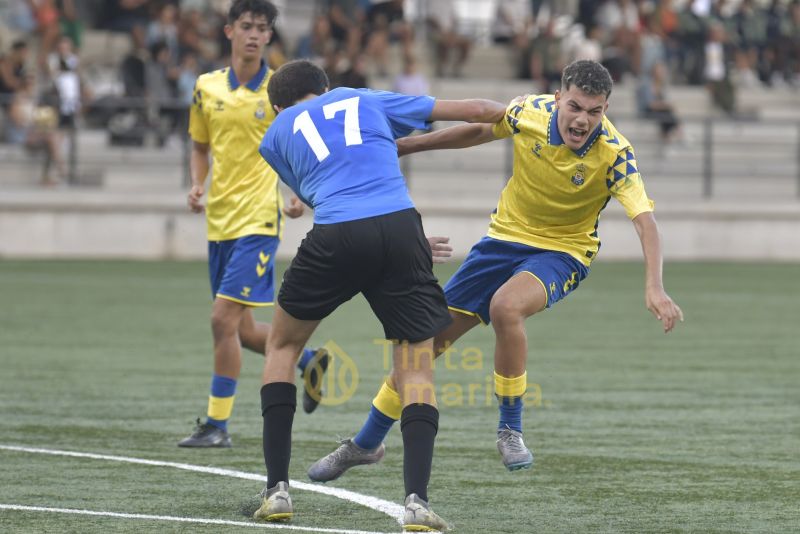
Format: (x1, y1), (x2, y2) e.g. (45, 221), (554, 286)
(444, 236), (589, 324)
(208, 234), (280, 306)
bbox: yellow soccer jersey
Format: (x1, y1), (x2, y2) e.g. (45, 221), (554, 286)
(489, 94), (654, 266)
(188, 62), (283, 241)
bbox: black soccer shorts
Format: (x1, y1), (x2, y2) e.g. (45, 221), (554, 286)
(278, 208), (452, 343)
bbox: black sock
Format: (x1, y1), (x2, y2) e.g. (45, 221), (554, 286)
(400, 403), (439, 502)
(260, 382), (297, 489)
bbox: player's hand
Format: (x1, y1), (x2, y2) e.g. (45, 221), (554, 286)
(427, 236), (453, 263)
(283, 196), (305, 218)
(188, 184), (205, 213)
(646, 287), (684, 333)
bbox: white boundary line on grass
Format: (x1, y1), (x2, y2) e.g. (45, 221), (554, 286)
(0, 445), (403, 525)
(0, 504), (390, 534)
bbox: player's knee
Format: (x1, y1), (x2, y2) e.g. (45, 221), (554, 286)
(210, 308), (239, 339)
(488, 296), (526, 328)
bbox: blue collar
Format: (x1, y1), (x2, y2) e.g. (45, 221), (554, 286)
(547, 109), (602, 158)
(228, 60), (268, 92)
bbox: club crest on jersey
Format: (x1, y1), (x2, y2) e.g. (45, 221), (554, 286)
(255, 100), (266, 119)
(215, 100), (224, 111)
(571, 164), (586, 186)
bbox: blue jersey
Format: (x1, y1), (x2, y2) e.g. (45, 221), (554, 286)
(259, 87), (435, 224)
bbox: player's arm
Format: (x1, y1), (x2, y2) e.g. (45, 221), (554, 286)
(428, 99), (507, 124)
(397, 123), (499, 157)
(188, 141), (210, 213)
(632, 212), (684, 333)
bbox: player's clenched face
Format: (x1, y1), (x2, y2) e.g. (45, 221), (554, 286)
(554, 86), (608, 151)
(225, 12), (273, 62)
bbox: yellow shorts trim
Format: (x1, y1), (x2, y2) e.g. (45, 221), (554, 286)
(518, 271), (549, 309)
(207, 395), (235, 420)
(494, 371), (527, 397)
(447, 305), (487, 326)
(216, 294), (275, 307)
(372, 380), (402, 420)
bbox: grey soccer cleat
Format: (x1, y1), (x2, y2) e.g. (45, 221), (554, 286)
(403, 493), (452, 532)
(253, 481), (292, 522)
(496, 427), (533, 471)
(302, 347), (330, 414)
(178, 418), (232, 448)
(307, 438), (385, 482)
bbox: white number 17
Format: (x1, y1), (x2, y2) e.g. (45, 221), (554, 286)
(293, 96), (363, 162)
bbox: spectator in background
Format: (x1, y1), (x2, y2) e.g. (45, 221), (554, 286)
(637, 61), (683, 151)
(57, 0), (82, 50)
(47, 34), (86, 130)
(6, 74), (65, 186)
(145, 40), (179, 145)
(105, 0), (150, 49)
(427, 0), (472, 77)
(0, 40), (29, 110)
(567, 23), (603, 63)
(27, 0), (61, 67)
(392, 53), (428, 96)
(294, 14), (333, 64)
(178, 8), (218, 68)
(363, 0), (413, 77)
(492, 0), (536, 79)
(595, 0), (641, 80)
(705, 20), (736, 115)
(529, 16), (565, 93)
(331, 51), (368, 88)
(325, 0), (364, 60)
(176, 51), (199, 106)
(120, 33), (147, 98)
(147, 2), (180, 63)
(789, 0), (800, 86)
(733, 0), (768, 86)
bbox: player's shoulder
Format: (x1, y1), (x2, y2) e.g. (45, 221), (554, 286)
(595, 115), (633, 157)
(521, 94), (557, 115)
(195, 67), (229, 90)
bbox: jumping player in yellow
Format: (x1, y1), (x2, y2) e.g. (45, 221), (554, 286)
(308, 59), (683, 478)
(179, 0), (327, 448)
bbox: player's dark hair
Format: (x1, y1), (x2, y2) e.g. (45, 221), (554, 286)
(561, 60), (613, 98)
(227, 0), (278, 26)
(268, 59), (330, 109)
(11, 39), (28, 51)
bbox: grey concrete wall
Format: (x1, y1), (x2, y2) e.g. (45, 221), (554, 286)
(2, 190), (799, 261)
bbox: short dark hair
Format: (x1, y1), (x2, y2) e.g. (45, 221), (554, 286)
(561, 60), (613, 98)
(227, 0), (278, 26)
(11, 39), (28, 51)
(268, 59), (329, 109)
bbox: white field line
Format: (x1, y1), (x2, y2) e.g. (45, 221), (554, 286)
(0, 504), (392, 534)
(0, 444), (404, 524)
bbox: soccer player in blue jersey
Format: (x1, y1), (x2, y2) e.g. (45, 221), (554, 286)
(309, 59), (684, 478)
(252, 59), (508, 531)
(178, 0), (329, 449)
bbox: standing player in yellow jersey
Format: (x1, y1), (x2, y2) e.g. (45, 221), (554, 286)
(179, 0), (328, 448)
(307, 60), (683, 478)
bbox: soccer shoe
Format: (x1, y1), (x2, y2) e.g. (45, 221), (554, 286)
(307, 438), (385, 482)
(302, 347), (330, 414)
(177, 418), (232, 448)
(403, 493), (452, 532)
(253, 481), (293, 522)
(496, 427), (533, 471)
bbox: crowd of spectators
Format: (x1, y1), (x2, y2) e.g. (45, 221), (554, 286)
(1, 0), (799, 181)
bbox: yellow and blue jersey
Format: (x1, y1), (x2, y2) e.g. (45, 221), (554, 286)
(489, 94), (654, 266)
(188, 61), (284, 241)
